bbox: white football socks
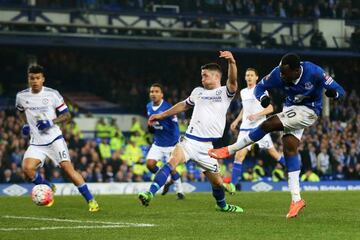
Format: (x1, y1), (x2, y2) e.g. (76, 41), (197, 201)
(228, 134), (254, 155)
(288, 170), (301, 202)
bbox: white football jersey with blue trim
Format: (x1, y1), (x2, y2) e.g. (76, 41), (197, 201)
(16, 87), (68, 145)
(184, 86), (234, 141)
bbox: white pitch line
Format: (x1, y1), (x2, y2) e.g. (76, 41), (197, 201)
(2, 215), (155, 227)
(0, 225), (129, 231)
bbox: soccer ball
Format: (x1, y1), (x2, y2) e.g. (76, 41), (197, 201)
(31, 184), (54, 206)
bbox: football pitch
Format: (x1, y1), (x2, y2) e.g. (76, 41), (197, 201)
(0, 191), (359, 240)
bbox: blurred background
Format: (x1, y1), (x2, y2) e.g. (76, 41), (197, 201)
(0, 0), (359, 187)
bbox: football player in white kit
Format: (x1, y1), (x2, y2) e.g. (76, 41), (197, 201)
(139, 51), (243, 212)
(16, 65), (99, 212)
(225, 68), (285, 194)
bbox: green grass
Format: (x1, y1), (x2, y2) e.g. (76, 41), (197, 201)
(0, 191), (359, 240)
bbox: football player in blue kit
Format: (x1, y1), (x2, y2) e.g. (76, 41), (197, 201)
(145, 83), (184, 199)
(209, 53), (345, 218)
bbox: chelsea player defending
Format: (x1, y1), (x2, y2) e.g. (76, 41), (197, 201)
(146, 83), (185, 199)
(16, 64), (99, 212)
(209, 53), (345, 218)
(139, 51), (243, 213)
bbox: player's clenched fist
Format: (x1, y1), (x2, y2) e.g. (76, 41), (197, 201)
(219, 51), (236, 64)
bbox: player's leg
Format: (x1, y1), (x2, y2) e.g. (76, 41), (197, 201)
(209, 115), (284, 159)
(267, 147), (285, 165)
(146, 144), (161, 174)
(51, 139), (99, 211)
(166, 146), (185, 199)
(260, 133), (285, 165)
(146, 159), (159, 174)
(282, 134), (306, 218)
(138, 144), (186, 206)
(225, 148), (248, 194)
(59, 161), (99, 212)
(205, 171), (243, 213)
(22, 146), (55, 190)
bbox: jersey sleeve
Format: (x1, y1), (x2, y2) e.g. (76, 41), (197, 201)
(315, 66), (345, 98)
(15, 93), (24, 112)
(254, 67), (282, 101)
(184, 88), (199, 106)
(53, 90), (69, 114)
(225, 86), (236, 98)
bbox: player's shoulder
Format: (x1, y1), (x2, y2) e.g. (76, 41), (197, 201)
(43, 87), (62, 98)
(161, 100), (172, 108)
(192, 86), (204, 92)
(16, 88), (31, 102)
(17, 88), (31, 96)
(303, 61), (322, 72)
(146, 102), (152, 108)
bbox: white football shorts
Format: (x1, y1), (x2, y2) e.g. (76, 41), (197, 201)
(146, 144), (175, 162)
(277, 105), (318, 140)
(23, 137), (71, 167)
(178, 137), (219, 173)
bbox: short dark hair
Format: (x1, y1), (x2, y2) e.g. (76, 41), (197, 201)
(246, 67), (259, 76)
(280, 53), (300, 70)
(201, 63), (222, 74)
(150, 83), (163, 92)
(28, 64), (45, 75)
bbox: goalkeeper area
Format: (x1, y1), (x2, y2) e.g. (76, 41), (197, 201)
(0, 191), (359, 240)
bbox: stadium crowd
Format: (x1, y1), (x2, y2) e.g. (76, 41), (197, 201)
(1, 0), (359, 20)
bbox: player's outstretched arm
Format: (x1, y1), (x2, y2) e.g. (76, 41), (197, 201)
(219, 51), (238, 93)
(148, 101), (190, 125)
(323, 80), (345, 99)
(318, 68), (345, 99)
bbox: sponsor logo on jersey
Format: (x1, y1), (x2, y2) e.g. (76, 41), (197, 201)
(28, 106), (48, 111)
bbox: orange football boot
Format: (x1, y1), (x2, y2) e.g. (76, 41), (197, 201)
(286, 199), (306, 219)
(208, 147), (231, 159)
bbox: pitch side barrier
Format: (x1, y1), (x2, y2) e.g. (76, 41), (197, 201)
(1, 181), (360, 196)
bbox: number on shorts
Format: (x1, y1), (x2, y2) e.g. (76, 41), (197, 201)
(285, 109), (296, 118)
(58, 150), (67, 159)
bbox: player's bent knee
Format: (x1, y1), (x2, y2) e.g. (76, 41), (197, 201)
(146, 160), (157, 170)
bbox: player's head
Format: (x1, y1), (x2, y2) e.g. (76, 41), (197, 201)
(245, 68), (259, 87)
(201, 63), (222, 89)
(27, 64), (45, 93)
(149, 83), (164, 104)
(279, 53), (301, 85)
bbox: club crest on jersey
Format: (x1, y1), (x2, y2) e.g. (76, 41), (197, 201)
(216, 90), (222, 95)
(304, 82), (313, 90)
(42, 98), (49, 105)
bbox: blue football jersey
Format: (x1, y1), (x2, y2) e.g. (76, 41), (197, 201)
(254, 61), (345, 115)
(146, 100), (180, 147)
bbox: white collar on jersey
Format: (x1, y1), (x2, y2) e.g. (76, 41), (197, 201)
(293, 65), (304, 85)
(30, 86), (44, 95)
(152, 99), (163, 111)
